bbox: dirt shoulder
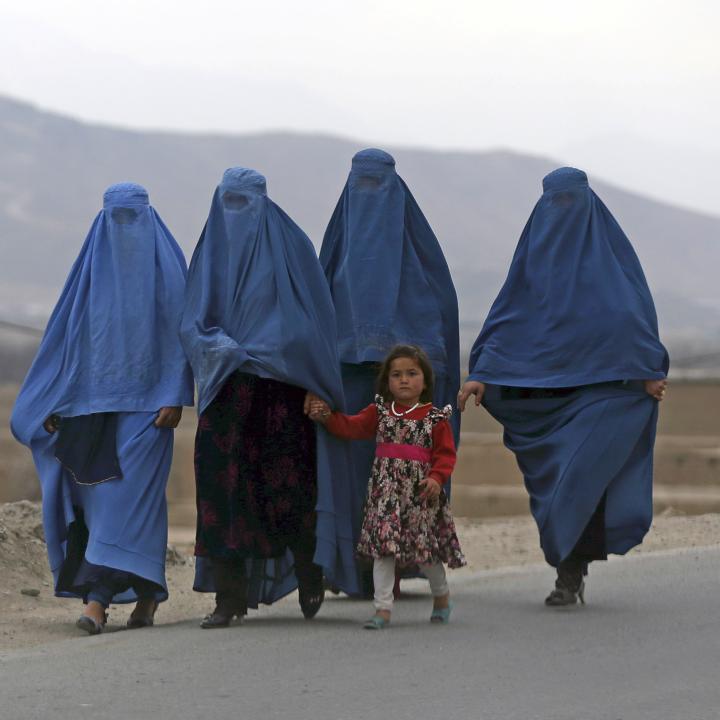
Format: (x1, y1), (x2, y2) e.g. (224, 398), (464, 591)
(2, 501), (719, 653)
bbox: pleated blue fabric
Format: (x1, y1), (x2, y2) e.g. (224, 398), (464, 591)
(180, 168), (346, 416)
(468, 168), (668, 566)
(11, 183), (193, 445)
(181, 168), (359, 600)
(320, 149), (460, 392)
(469, 167), (668, 387)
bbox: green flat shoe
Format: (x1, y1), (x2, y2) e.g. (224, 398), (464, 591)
(430, 601), (454, 624)
(363, 615), (390, 630)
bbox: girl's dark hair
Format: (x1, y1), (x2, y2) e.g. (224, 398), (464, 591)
(376, 344), (434, 403)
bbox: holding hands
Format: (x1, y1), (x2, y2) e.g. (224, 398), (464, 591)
(304, 392), (332, 422)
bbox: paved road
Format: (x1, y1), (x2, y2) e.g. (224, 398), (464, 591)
(2, 548), (720, 720)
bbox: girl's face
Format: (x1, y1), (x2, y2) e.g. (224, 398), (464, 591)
(387, 357), (425, 406)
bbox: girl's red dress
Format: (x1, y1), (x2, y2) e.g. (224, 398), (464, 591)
(326, 396), (466, 568)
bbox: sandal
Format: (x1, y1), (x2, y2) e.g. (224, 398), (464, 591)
(200, 610), (242, 629)
(76, 610), (107, 635)
(363, 615), (390, 630)
(127, 599), (159, 629)
(202, 560), (247, 628)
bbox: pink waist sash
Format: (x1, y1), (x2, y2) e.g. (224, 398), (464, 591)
(375, 443), (432, 463)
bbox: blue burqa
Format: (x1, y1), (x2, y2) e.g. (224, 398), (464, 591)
(11, 183), (194, 601)
(468, 167), (669, 566)
(180, 168), (359, 603)
(320, 150), (461, 579)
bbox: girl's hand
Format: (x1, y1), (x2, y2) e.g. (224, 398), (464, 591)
(43, 415), (61, 434)
(155, 406), (183, 428)
(419, 476), (442, 501)
(645, 379), (668, 401)
(457, 381), (486, 411)
(309, 399), (332, 423)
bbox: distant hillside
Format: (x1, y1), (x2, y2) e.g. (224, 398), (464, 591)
(1, 94), (719, 375)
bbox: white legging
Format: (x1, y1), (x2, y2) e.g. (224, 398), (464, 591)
(372, 556), (449, 612)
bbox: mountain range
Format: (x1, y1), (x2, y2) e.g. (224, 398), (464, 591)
(1, 94), (718, 380)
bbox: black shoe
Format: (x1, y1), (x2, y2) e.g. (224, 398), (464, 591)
(299, 588), (325, 620)
(323, 579), (341, 595)
(200, 609), (241, 629)
(544, 581), (585, 606)
(202, 560), (247, 628)
(296, 559), (325, 619)
(545, 559), (587, 606)
(127, 599), (158, 629)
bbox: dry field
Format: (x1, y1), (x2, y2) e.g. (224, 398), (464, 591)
(1, 382), (719, 522)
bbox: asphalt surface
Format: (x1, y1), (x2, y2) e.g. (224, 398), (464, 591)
(2, 547), (719, 720)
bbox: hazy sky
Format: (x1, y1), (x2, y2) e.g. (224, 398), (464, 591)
(2, 1), (719, 213)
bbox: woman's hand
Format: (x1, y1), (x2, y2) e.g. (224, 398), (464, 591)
(645, 379), (668, 401)
(303, 391), (321, 415)
(419, 476), (442, 501)
(43, 415), (61, 434)
(457, 381), (486, 411)
(155, 406), (183, 428)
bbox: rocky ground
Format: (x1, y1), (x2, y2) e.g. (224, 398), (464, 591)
(2, 500), (720, 652)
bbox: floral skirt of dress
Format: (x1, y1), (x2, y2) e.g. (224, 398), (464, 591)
(194, 371), (317, 561)
(356, 457), (466, 568)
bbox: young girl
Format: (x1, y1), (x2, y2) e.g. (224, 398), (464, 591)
(310, 345), (465, 629)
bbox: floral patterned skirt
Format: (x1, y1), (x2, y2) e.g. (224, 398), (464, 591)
(194, 371), (317, 560)
(356, 457), (466, 568)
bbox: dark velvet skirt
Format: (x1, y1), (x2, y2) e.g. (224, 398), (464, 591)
(194, 371), (317, 561)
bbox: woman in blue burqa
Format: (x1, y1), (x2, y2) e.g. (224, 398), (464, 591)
(458, 167), (668, 606)
(11, 183), (194, 634)
(319, 148), (460, 595)
(180, 167), (357, 627)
